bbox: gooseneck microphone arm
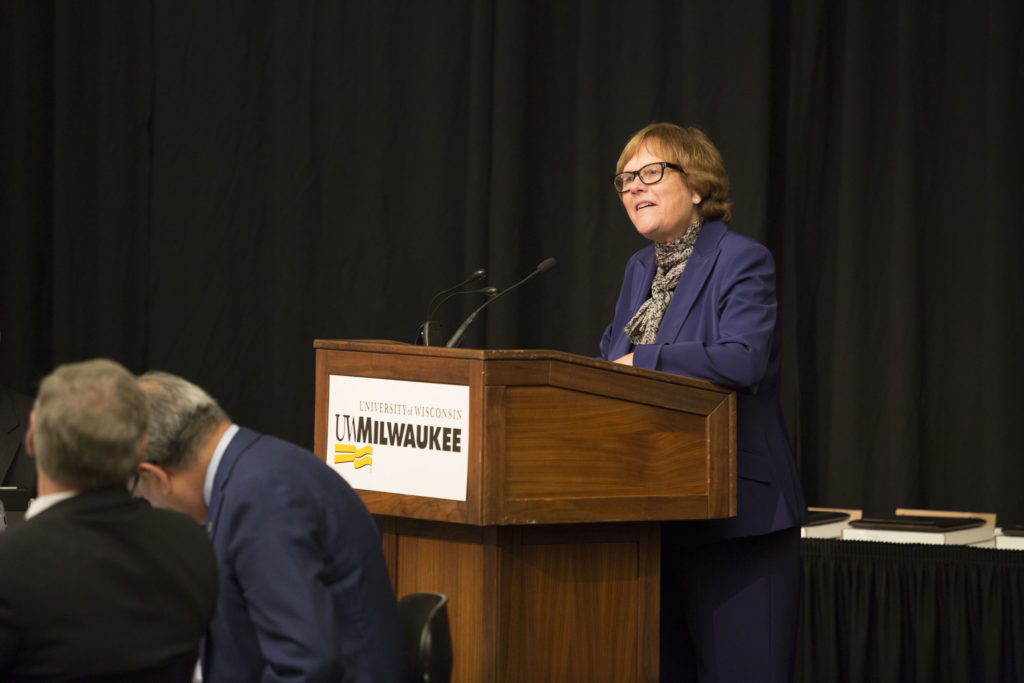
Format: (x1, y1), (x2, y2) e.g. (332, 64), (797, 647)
(445, 257), (556, 348)
(429, 286), (499, 321)
(416, 267), (487, 346)
(427, 268), (486, 320)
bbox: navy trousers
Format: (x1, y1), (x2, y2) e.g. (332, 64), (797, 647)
(659, 526), (802, 683)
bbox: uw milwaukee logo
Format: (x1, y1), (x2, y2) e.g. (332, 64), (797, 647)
(327, 375), (470, 501)
(334, 443), (373, 469)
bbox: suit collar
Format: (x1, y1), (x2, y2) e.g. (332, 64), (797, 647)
(24, 489), (78, 519)
(692, 220), (728, 255)
(628, 249), (658, 317)
(205, 426), (260, 539)
(654, 220), (726, 342)
(203, 424), (240, 508)
(29, 487), (138, 519)
(628, 222), (727, 344)
(211, 426), (260, 491)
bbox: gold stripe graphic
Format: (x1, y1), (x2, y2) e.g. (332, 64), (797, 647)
(334, 443), (373, 468)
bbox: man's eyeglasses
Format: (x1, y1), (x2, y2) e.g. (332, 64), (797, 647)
(612, 161), (684, 193)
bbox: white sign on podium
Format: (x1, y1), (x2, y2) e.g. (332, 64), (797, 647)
(326, 374), (470, 501)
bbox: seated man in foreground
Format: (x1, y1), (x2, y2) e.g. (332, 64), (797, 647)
(0, 358), (218, 681)
(134, 370), (408, 682)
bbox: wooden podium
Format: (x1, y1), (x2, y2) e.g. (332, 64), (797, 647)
(313, 340), (736, 683)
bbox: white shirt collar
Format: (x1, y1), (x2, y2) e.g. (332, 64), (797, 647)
(203, 424), (239, 507)
(24, 490), (79, 520)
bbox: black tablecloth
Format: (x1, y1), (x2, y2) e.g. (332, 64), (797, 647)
(797, 539), (1024, 683)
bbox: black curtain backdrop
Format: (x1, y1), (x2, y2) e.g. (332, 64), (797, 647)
(2, 1), (1022, 521)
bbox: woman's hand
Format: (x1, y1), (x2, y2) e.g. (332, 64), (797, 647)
(613, 353), (634, 366)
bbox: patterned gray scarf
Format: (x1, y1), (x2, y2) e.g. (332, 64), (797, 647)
(624, 220), (704, 345)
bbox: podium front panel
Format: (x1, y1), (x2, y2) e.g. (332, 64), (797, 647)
(314, 340), (736, 526)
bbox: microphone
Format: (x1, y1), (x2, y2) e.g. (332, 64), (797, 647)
(445, 257), (557, 348)
(416, 268), (488, 346)
(428, 268), (486, 319)
(430, 286), (499, 318)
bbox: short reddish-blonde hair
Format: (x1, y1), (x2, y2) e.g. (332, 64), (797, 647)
(616, 122), (732, 223)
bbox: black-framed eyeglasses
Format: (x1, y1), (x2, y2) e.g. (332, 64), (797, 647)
(612, 161), (684, 193)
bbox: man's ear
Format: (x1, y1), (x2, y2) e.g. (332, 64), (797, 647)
(26, 410), (36, 457)
(137, 461), (173, 495)
(136, 434), (150, 463)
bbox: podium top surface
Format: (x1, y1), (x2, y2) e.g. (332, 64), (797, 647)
(313, 339), (727, 395)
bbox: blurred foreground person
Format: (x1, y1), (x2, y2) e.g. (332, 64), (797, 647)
(0, 358), (218, 681)
(134, 371), (408, 683)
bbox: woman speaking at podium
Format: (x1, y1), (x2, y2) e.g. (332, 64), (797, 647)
(600, 123), (807, 683)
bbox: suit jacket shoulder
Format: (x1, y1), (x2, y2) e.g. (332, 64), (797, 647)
(0, 489), (217, 677)
(202, 427), (408, 682)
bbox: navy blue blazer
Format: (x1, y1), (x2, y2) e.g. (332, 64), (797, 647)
(202, 427), (408, 683)
(601, 221), (806, 539)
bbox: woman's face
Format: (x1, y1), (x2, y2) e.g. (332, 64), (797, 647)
(619, 144), (701, 244)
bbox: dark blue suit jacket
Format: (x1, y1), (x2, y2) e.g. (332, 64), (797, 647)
(601, 221), (806, 539)
(202, 427), (408, 683)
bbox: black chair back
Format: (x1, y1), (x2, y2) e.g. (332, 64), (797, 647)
(398, 591), (453, 683)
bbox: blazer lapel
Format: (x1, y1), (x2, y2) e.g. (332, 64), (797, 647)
(629, 247), (657, 316)
(205, 427), (259, 540)
(606, 249), (657, 359)
(655, 222), (725, 344)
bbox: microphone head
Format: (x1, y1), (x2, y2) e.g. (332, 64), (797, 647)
(536, 257), (557, 273)
(470, 268), (487, 281)
(445, 259), (554, 348)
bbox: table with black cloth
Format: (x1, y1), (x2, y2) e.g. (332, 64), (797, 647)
(796, 539), (1024, 683)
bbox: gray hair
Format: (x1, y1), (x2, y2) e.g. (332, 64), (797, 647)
(137, 371), (230, 469)
(33, 358), (149, 490)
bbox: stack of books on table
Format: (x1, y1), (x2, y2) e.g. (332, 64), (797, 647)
(801, 508), (858, 539)
(0, 487), (31, 530)
(840, 511), (995, 546)
(995, 524), (1024, 550)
